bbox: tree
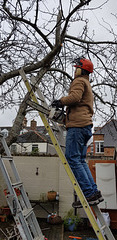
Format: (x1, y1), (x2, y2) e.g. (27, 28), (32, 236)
(0, 0), (117, 150)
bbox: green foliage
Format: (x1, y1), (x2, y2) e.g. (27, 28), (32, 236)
(31, 148), (39, 155)
(63, 209), (82, 230)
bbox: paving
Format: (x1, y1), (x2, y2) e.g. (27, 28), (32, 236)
(0, 218), (117, 240)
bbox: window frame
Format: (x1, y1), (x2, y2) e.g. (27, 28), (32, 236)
(95, 141), (104, 153)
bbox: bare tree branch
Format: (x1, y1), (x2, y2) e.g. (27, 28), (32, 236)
(61, 0), (91, 41)
(0, 44), (62, 84)
(0, 0), (117, 137)
(65, 34), (117, 45)
(2, 3), (53, 49)
(34, 0), (39, 25)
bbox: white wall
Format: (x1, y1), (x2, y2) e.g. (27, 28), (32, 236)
(11, 142), (58, 155)
(0, 156), (75, 218)
(59, 161), (74, 216)
(12, 143), (47, 154)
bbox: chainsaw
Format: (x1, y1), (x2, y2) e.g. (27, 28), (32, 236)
(26, 99), (65, 124)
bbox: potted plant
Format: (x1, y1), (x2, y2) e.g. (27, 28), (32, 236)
(47, 190), (57, 201)
(63, 209), (82, 231)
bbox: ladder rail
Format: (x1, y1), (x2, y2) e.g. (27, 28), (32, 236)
(0, 136), (32, 209)
(0, 155), (19, 199)
(0, 160), (32, 240)
(14, 212), (33, 240)
(20, 68), (114, 240)
(0, 134), (12, 157)
(0, 135), (21, 182)
(93, 206), (116, 240)
(0, 134), (44, 239)
(30, 75), (65, 147)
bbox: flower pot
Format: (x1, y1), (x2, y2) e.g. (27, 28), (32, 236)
(68, 218), (76, 231)
(47, 191), (57, 201)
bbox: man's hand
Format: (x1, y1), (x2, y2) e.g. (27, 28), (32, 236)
(51, 100), (63, 108)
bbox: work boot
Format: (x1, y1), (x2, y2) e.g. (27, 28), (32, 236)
(96, 190), (104, 203)
(72, 191), (104, 208)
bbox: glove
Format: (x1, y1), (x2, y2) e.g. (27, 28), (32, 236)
(51, 100), (63, 108)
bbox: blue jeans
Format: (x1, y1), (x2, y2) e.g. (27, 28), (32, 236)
(65, 126), (98, 197)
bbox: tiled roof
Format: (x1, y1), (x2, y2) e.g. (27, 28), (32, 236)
(1, 126), (52, 144)
(93, 119), (117, 147)
(16, 129), (52, 144)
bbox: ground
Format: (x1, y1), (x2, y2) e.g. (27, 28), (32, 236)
(61, 225), (117, 240)
(0, 218), (117, 240)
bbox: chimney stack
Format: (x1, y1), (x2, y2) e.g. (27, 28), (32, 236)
(31, 119), (37, 130)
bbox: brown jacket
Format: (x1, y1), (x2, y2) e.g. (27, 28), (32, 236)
(60, 75), (93, 128)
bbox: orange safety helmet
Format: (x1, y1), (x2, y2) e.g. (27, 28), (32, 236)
(73, 58), (93, 73)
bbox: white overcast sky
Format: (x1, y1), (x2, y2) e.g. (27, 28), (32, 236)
(0, 0), (117, 127)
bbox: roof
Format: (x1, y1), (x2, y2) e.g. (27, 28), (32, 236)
(16, 129), (52, 144)
(1, 124), (65, 144)
(93, 119), (117, 147)
(0, 126), (46, 133)
(1, 126), (52, 144)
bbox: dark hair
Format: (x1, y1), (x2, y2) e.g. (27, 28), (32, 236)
(82, 69), (90, 75)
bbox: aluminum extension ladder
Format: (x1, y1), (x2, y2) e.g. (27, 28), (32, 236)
(0, 132), (44, 240)
(19, 68), (116, 240)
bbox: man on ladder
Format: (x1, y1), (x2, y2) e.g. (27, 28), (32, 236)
(19, 63), (115, 240)
(52, 57), (104, 208)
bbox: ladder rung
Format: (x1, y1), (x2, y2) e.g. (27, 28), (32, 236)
(12, 182), (23, 188)
(101, 225), (106, 230)
(0, 133), (4, 137)
(22, 208), (33, 218)
(2, 156), (13, 161)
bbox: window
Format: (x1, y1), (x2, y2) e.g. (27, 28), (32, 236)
(95, 141), (104, 153)
(32, 144), (38, 152)
(90, 142), (93, 153)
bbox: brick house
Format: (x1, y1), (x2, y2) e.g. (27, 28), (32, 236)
(87, 119), (117, 229)
(91, 119), (117, 158)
